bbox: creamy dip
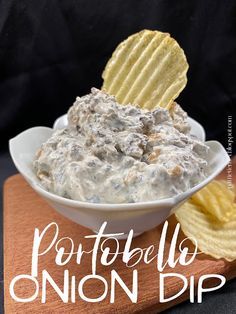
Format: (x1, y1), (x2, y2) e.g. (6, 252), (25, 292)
(33, 88), (208, 203)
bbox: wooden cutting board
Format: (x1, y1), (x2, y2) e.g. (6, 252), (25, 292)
(3, 165), (236, 314)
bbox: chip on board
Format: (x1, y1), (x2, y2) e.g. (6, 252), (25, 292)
(175, 199), (236, 261)
(190, 180), (236, 222)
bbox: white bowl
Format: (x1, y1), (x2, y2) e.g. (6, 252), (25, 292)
(9, 126), (229, 239)
(53, 114), (206, 141)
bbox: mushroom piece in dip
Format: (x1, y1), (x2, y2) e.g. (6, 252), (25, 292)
(33, 88), (208, 203)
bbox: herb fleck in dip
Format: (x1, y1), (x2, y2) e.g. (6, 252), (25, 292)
(34, 88), (208, 203)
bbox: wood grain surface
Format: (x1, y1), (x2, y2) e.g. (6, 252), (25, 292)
(3, 159), (236, 314)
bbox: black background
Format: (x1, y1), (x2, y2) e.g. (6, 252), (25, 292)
(0, 0), (235, 150)
(0, 0), (236, 313)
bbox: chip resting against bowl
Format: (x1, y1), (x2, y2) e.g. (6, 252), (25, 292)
(190, 180), (236, 222)
(175, 182), (236, 262)
(102, 29), (188, 110)
(33, 88), (209, 204)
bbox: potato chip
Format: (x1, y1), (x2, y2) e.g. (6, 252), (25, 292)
(175, 200), (236, 261)
(190, 180), (236, 222)
(102, 29), (188, 109)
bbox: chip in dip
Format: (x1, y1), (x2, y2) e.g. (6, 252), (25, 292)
(33, 88), (208, 204)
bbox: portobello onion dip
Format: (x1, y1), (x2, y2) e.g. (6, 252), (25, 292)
(33, 88), (208, 203)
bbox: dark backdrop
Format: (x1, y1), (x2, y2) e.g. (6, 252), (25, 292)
(0, 0), (235, 152)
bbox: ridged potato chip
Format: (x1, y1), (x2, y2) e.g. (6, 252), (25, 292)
(102, 29), (188, 109)
(175, 200), (236, 261)
(190, 180), (236, 222)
